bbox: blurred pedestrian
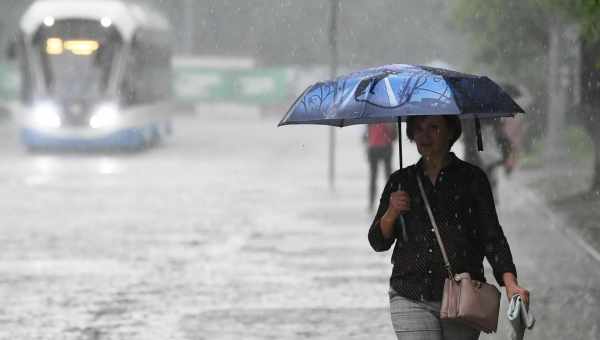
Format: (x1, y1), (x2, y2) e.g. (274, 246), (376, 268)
(364, 123), (397, 211)
(368, 115), (529, 339)
(464, 117), (523, 201)
(463, 83), (526, 199)
(501, 115), (525, 174)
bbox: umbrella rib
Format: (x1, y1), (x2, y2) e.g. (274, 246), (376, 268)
(439, 86), (451, 102)
(384, 77), (398, 106)
(416, 88), (453, 100)
(341, 80), (361, 110)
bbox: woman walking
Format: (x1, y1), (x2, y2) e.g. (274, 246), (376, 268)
(368, 115), (529, 339)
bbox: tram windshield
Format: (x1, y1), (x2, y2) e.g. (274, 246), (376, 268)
(33, 19), (122, 102)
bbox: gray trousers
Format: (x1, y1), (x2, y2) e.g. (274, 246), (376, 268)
(389, 288), (480, 340)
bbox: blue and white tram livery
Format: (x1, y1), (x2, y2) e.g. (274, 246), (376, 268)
(14, 0), (173, 150)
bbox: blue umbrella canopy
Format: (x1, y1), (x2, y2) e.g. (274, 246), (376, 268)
(278, 64), (524, 127)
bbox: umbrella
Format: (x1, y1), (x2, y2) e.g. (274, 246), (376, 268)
(279, 64), (525, 167)
(278, 64), (525, 241)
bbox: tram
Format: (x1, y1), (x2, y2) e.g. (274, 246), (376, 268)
(12, 0), (173, 150)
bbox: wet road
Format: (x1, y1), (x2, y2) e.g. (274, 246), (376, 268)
(0, 106), (598, 339)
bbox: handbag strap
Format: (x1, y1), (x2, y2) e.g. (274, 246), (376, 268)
(416, 174), (454, 278)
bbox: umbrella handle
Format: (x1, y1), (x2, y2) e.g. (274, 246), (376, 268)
(396, 182), (409, 243)
(398, 214), (408, 242)
(397, 118), (403, 169)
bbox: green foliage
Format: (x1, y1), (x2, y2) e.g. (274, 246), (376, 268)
(452, 0), (600, 72)
(519, 125), (592, 168)
(453, 0), (548, 72)
(565, 125), (594, 160)
(546, 0), (600, 41)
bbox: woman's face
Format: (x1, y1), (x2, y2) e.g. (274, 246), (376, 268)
(412, 116), (452, 158)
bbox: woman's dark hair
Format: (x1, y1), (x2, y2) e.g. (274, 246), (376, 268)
(406, 115), (462, 147)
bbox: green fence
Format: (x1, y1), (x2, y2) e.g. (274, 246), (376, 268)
(173, 66), (290, 105)
(0, 63), (19, 102)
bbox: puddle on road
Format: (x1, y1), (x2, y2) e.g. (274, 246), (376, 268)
(179, 307), (391, 340)
(0, 259), (132, 276)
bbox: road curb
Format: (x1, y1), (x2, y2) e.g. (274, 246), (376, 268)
(518, 176), (600, 265)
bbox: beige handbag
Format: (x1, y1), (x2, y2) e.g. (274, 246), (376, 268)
(417, 175), (501, 334)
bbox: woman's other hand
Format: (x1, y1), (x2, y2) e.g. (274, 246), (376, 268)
(503, 272), (530, 305)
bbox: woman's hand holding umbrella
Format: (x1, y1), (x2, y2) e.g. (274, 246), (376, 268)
(379, 191), (411, 240)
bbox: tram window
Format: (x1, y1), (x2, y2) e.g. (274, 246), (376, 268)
(32, 19), (122, 100)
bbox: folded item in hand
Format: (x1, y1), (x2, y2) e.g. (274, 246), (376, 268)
(507, 294), (535, 340)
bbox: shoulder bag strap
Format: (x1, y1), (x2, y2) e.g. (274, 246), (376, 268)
(416, 175), (454, 278)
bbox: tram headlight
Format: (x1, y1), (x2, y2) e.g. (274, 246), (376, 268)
(100, 17), (112, 28)
(90, 104), (119, 129)
(43, 16), (55, 27)
(32, 102), (61, 128)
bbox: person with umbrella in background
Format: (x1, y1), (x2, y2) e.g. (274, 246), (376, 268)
(364, 123), (397, 212)
(279, 64), (531, 339)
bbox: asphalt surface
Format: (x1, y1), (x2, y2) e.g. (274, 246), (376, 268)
(0, 105), (598, 339)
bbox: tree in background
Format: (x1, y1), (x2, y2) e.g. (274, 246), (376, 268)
(151, 0), (469, 69)
(453, 0), (551, 146)
(454, 0), (600, 193)
(554, 1), (600, 193)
